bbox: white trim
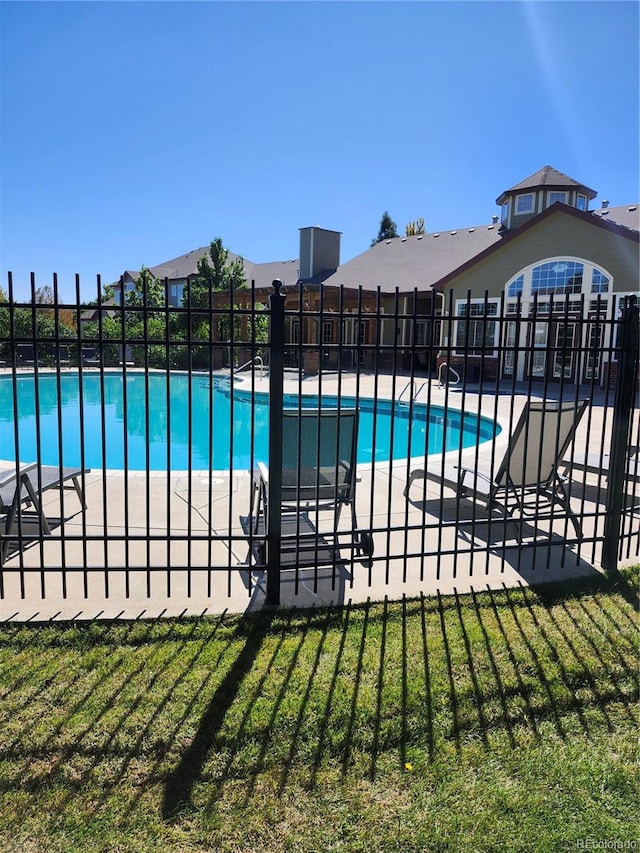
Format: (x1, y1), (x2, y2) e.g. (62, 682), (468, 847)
(547, 190), (567, 207)
(515, 193), (535, 215)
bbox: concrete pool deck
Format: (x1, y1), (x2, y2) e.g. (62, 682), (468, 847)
(0, 369), (637, 621)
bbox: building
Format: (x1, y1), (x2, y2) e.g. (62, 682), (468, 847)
(113, 166), (639, 383)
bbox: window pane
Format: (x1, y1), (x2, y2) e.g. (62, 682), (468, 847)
(591, 268), (610, 293)
(531, 261), (584, 295)
(548, 191), (567, 206)
(516, 193), (534, 214)
(507, 275), (524, 298)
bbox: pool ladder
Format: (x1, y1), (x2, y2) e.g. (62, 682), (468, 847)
(437, 362), (461, 388)
(202, 355), (265, 390)
(398, 378), (428, 406)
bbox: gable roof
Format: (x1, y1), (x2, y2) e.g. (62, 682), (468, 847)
(432, 201), (639, 290)
(323, 200), (638, 296)
(116, 248), (301, 291)
(147, 246), (242, 281)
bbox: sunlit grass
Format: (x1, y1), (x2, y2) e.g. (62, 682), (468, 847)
(0, 567), (638, 852)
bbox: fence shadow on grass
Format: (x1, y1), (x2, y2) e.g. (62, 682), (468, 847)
(0, 574), (637, 834)
(161, 609), (278, 821)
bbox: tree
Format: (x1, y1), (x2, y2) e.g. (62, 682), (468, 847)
(127, 267), (165, 310)
(405, 218), (426, 237)
(371, 211), (398, 246)
(183, 237), (246, 309)
(32, 285), (55, 304)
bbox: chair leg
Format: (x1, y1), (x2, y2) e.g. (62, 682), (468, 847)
(404, 468), (425, 499)
(70, 476), (87, 511)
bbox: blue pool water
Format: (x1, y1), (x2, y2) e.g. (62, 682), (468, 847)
(0, 373), (499, 471)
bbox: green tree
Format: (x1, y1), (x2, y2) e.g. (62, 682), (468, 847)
(371, 211), (398, 246)
(183, 237), (246, 309)
(127, 267), (166, 310)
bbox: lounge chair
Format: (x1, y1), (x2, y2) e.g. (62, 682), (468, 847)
(562, 445), (640, 484)
(405, 399), (589, 539)
(81, 346), (101, 367)
(56, 344), (71, 368)
(248, 408), (373, 567)
(15, 343), (41, 369)
(119, 345), (134, 367)
(0, 463), (88, 564)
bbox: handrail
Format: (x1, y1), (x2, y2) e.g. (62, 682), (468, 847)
(437, 361), (460, 388)
(398, 380), (413, 404)
(234, 355), (264, 380)
(398, 378), (428, 404)
(201, 355), (265, 389)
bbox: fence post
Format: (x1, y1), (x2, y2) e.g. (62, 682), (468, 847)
(602, 295), (639, 573)
(266, 279), (285, 605)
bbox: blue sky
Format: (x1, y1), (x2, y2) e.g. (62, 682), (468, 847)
(1, 0), (638, 302)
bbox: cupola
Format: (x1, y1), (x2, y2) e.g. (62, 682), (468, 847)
(496, 166), (597, 230)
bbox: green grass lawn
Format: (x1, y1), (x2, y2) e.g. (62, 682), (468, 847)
(0, 568), (638, 853)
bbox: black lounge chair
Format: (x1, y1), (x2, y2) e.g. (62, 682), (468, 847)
(15, 344), (42, 369)
(56, 344), (71, 368)
(248, 408), (373, 568)
(119, 345), (134, 367)
(81, 346), (101, 367)
(0, 463), (88, 564)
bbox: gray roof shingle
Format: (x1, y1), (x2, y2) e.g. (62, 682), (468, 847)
(496, 165), (597, 202)
(591, 204), (640, 232)
(321, 224), (505, 293)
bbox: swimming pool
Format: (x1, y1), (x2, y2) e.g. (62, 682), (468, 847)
(0, 373), (499, 471)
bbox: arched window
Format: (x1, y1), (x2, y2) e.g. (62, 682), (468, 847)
(505, 258), (614, 313)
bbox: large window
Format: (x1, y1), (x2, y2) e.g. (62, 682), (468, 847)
(505, 258), (614, 318)
(455, 300), (499, 355)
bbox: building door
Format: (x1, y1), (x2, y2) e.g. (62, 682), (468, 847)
(526, 318), (579, 383)
(583, 319), (605, 384)
(340, 318), (358, 368)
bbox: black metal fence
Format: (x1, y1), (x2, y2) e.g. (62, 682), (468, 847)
(0, 277), (638, 614)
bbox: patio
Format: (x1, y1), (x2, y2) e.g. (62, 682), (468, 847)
(1, 371), (631, 622)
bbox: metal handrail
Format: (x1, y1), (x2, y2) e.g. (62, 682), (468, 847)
(201, 355), (265, 389)
(398, 378), (427, 404)
(437, 361), (460, 387)
(234, 355), (264, 380)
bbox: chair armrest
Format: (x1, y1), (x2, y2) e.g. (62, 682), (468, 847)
(453, 465), (496, 500)
(456, 466), (494, 487)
